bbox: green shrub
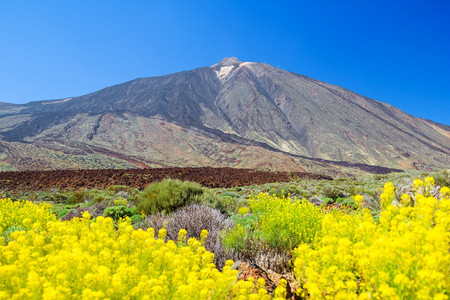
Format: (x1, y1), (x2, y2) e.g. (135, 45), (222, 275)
(137, 179), (216, 215)
(221, 212), (260, 253)
(229, 213), (259, 231)
(113, 198), (128, 206)
(194, 189), (221, 210)
(322, 185), (344, 200)
(222, 224), (249, 252)
(42, 192), (70, 204)
(322, 197), (334, 205)
(296, 189), (311, 199)
(130, 214), (144, 225)
(103, 205), (134, 221)
(92, 192), (112, 204)
(56, 208), (70, 218)
(219, 191), (241, 199)
(107, 185), (130, 192)
(214, 195), (246, 215)
(433, 170), (450, 188)
(66, 191), (86, 205)
(338, 197), (356, 208)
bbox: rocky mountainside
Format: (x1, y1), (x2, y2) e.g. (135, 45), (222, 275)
(0, 57), (448, 174)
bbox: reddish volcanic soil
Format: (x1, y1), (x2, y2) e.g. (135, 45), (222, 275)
(0, 167), (331, 192)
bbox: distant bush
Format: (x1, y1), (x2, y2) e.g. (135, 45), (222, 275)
(336, 197), (356, 208)
(268, 188), (289, 198)
(66, 191), (85, 205)
(321, 185), (344, 200)
(434, 169), (450, 188)
(137, 179), (218, 215)
(107, 185), (130, 192)
(321, 197), (334, 205)
(113, 198), (128, 206)
(219, 191), (241, 199)
(91, 192), (113, 204)
(215, 195), (247, 215)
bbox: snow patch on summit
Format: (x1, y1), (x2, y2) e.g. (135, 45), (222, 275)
(215, 65), (234, 80)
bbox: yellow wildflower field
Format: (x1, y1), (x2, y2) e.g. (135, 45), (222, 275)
(0, 177), (449, 299)
(0, 200), (270, 299)
(293, 178), (450, 299)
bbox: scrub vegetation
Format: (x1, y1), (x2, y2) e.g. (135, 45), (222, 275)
(1, 169), (449, 298)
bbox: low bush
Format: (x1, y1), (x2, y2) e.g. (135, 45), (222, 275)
(219, 191), (241, 199)
(321, 185), (344, 200)
(107, 185), (130, 192)
(268, 188), (290, 199)
(56, 208), (70, 218)
(336, 197), (355, 208)
(137, 179), (219, 215)
(433, 169), (450, 188)
(66, 190), (86, 205)
(91, 192), (113, 204)
(103, 205), (135, 222)
(222, 209), (293, 273)
(321, 197), (334, 205)
(113, 198), (128, 206)
(214, 195), (247, 215)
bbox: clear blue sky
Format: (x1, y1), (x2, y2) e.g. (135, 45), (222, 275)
(1, 0), (449, 125)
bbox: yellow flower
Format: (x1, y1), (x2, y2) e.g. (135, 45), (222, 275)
(400, 193), (412, 206)
(425, 176), (435, 185)
(200, 229), (208, 244)
(413, 178), (424, 188)
(353, 195), (363, 209)
(81, 211), (91, 219)
(22, 218), (32, 226)
(237, 206), (250, 215)
(157, 228), (167, 240)
(177, 229), (187, 244)
(440, 186), (450, 197)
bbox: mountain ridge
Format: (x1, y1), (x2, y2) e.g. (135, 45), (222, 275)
(0, 57), (448, 173)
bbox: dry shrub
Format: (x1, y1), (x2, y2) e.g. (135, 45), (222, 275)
(225, 241), (292, 274)
(139, 203), (233, 268)
(140, 212), (167, 232)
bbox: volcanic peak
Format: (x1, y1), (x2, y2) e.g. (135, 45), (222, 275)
(211, 57), (242, 68)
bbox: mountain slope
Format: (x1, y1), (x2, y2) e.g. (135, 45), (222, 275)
(0, 57), (448, 173)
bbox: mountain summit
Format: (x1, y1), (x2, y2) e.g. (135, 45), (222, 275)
(211, 57), (243, 67)
(0, 58), (448, 173)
